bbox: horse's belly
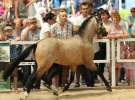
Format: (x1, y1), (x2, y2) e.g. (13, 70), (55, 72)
(55, 51), (83, 65)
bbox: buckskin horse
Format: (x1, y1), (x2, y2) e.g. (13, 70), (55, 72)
(3, 14), (112, 99)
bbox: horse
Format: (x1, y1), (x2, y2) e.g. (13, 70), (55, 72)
(3, 15), (111, 99)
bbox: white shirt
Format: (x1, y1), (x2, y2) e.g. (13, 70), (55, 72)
(69, 14), (99, 53)
(40, 22), (51, 39)
(69, 15), (89, 26)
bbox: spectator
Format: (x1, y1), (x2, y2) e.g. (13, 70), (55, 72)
(21, 17), (40, 90)
(1, 25), (18, 91)
(127, 7), (135, 37)
(50, 8), (73, 90)
(94, 9), (111, 85)
(69, 1), (95, 87)
(100, 9), (111, 34)
(107, 9), (128, 39)
(40, 12), (56, 39)
(14, 0), (28, 40)
(107, 9), (128, 85)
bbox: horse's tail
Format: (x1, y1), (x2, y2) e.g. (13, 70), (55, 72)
(3, 43), (37, 81)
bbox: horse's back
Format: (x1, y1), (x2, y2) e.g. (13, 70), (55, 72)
(35, 38), (59, 62)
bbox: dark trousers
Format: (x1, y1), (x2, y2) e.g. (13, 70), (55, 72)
(119, 67), (125, 81)
(22, 65), (41, 89)
(43, 63), (61, 86)
(22, 65), (31, 87)
(79, 65), (95, 87)
(94, 43), (106, 77)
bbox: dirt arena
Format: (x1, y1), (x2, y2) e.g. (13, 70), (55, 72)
(0, 86), (135, 100)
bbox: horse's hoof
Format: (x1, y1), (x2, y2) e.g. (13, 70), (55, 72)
(51, 85), (59, 96)
(58, 88), (63, 94)
(44, 83), (51, 90)
(53, 91), (59, 96)
(106, 86), (112, 92)
(62, 84), (69, 92)
(20, 92), (28, 100)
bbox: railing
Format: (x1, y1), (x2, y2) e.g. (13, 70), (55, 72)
(0, 38), (135, 88)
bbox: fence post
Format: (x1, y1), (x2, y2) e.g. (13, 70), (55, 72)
(111, 39), (116, 86)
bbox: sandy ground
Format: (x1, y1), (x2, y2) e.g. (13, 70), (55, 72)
(0, 87), (135, 100)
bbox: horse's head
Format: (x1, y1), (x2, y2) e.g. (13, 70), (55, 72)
(78, 10), (107, 43)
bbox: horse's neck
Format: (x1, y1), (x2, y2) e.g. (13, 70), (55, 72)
(82, 18), (97, 44)
(82, 36), (94, 46)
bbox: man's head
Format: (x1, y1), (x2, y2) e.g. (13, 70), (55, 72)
(3, 26), (13, 36)
(79, 2), (93, 17)
(130, 7), (135, 17)
(27, 17), (38, 30)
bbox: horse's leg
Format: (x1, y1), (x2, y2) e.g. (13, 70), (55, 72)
(98, 73), (112, 91)
(43, 64), (61, 86)
(79, 65), (95, 87)
(97, 63), (112, 92)
(62, 66), (76, 92)
(20, 61), (52, 99)
(20, 71), (38, 100)
(62, 71), (75, 92)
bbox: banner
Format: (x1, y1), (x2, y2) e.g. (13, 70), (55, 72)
(0, 42), (10, 62)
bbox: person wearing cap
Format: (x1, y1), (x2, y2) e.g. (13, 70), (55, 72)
(1, 26), (15, 40)
(0, 25), (19, 91)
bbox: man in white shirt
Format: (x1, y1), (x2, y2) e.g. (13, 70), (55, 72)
(69, 1), (95, 87)
(69, 1), (92, 26)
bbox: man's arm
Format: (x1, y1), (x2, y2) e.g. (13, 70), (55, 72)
(15, 0), (19, 18)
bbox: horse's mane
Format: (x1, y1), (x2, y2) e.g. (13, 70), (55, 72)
(78, 16), (93, 37)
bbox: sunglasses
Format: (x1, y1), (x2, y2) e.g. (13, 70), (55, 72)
(131, 11), (135, 12)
